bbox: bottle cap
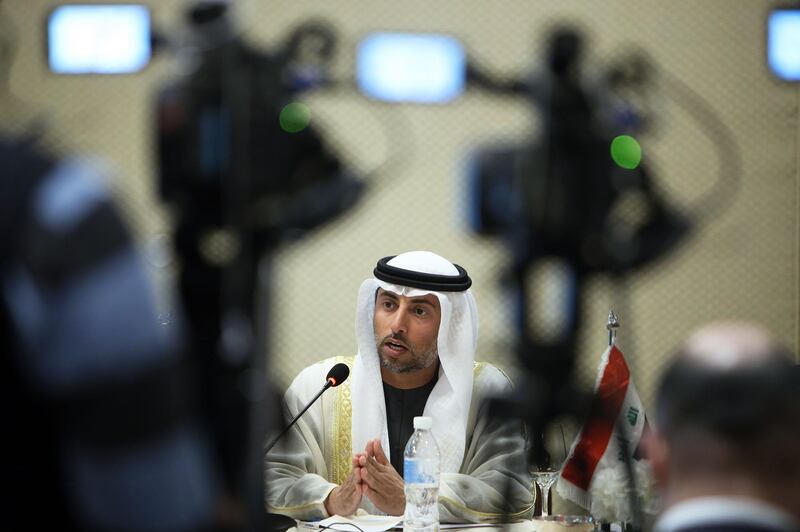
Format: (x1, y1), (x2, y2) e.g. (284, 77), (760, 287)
(413, 416), (432, 430)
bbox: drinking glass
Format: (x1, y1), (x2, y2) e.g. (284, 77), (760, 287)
(530, 423), (569, 517)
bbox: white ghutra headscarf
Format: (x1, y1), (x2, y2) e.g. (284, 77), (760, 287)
(351, 251), (479, 474)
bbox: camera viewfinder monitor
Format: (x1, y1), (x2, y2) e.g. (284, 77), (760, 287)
(47, 4), (151, 74)
(768, 8), (800, 82)
(357, 32), (465, 103)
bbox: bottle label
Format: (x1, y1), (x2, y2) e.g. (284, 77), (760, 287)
(404, 458), (439, 487)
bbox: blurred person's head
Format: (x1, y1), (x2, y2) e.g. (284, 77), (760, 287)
(643, 322), (800, 519)
(182, 0), (242, 57)
(546, 26), (584, 78)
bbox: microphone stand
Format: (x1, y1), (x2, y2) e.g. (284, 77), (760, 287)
(264, 379), (334, 454)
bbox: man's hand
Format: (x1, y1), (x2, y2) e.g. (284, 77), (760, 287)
(324, 455), (364, 517)
(359, 439), (406, 516)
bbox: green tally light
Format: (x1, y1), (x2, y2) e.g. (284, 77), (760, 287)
(280, 102), (311, 133)
(610, 135), (642, 169)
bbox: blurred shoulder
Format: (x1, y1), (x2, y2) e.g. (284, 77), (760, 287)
(472, 361), (515, 393)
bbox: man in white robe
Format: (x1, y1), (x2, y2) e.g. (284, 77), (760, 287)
(265, 251), (534, 522)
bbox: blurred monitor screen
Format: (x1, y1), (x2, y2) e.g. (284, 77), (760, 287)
(47, 4), (151, 74)
(768, 9), (800, 81)
(357, 32), (465, 103)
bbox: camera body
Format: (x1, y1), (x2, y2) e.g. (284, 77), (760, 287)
(156, 35), (357, 246)
(466, 35), (689, 276)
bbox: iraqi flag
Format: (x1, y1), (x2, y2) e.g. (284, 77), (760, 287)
(556, 344), (650, 510)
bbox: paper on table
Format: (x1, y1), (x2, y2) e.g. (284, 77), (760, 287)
(297, 515), (507, 532)
(298, 514), (403, 532)
(439, 524), (501, 529)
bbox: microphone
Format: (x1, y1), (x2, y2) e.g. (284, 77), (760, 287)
(264, 363), (349, 454)
(326, 362), (349, 387)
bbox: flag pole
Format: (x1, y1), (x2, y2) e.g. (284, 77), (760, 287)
(607, 310), (619, 347)
(606, 310), (644, 531)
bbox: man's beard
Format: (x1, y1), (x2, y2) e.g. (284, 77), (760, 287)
(375, 332), (439, 374)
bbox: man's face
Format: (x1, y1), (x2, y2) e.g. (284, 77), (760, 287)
(373, 288), (441, 374)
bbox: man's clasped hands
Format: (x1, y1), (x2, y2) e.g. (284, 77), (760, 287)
(324, 439), (406, 517)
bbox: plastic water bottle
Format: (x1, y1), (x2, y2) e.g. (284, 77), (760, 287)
(403, 416), (440, 532)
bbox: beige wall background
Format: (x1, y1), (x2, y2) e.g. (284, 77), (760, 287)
(2, 0), (797, 415)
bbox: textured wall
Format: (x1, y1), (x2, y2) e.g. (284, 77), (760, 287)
(3, 0), (797, 415)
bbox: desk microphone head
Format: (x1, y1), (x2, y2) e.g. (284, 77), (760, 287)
(326, 363), (349, 387)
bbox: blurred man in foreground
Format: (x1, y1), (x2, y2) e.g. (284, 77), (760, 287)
(644, 322), (800, 532)
(0, 136), (216, 531)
